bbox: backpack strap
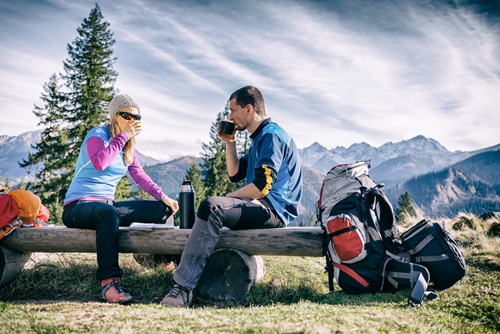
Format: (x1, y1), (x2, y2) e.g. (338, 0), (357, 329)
(333, 262), (370, 288)
(406, 234), (434, 254)
(325, 252), (335, 292)
(381, 258), (438, 307)
(386, 250), (411, 262)
(365, 186), (402, 252)
(414, 254), (449, 263)
(407, 269), (438, 307)
(405, 233), (450, 263)
(321, 224), (335, 292)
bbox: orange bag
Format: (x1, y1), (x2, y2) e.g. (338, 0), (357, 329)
(7, 189), (41, 223)
(0, 194), (19, 228)
(36, 204), (50, 222)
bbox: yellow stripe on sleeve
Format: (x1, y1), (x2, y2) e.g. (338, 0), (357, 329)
(261, 164), (273, 196)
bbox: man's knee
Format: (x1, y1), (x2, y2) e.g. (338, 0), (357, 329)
(197, 196), (223, 221)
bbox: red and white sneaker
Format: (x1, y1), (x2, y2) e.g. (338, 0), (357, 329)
(100, 277), (132, 303)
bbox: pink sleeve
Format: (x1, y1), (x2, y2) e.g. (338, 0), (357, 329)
(86, 133), (129, 171)
(128, 152), (164, 200)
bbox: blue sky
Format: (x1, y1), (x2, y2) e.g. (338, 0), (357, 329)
(1, 0), (499, 161)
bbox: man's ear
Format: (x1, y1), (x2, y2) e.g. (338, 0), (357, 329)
(246, 104), (254, 115)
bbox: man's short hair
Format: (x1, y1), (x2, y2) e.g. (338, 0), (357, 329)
(229, 86), (266, 116)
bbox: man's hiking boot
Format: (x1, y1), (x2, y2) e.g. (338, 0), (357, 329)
(100, 277), (132, 304)
(160, 284), (192, 307)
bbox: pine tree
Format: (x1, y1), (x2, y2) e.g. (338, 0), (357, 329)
(17, 179), (26, 190)
(131, 184), (151, 200)
(20, 4), (117, 210)
(63, 3), (117, 161)
(19, 74), (71, 204)
(309, 214), (317, 227)
(201, 107), (237, 196)
(236, 126), (251, 157)
(0, 177), (11, 189)
(184, 162), (206, 208)
(201, 105), (250, 196)
(114, 175), (132, 201)
(396, 191), (417, 222)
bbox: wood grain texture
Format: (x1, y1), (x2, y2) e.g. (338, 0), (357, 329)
(0, 226), (324, 256)
(0, 246), (31, 286)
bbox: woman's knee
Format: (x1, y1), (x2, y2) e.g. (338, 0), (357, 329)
(63, 202), (119, 229)
(157, 201), (171, 223)
(95, 204), (120, 228)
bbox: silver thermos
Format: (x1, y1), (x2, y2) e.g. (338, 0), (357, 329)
(179, 180), (195, 229)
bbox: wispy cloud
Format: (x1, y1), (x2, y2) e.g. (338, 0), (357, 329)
(0, 0), (498, 160)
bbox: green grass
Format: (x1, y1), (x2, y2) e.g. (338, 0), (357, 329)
(0, 215), (499, 333)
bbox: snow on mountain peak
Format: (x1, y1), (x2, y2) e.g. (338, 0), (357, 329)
(299, 135), (452, 173)
(299, 142), (329, 166)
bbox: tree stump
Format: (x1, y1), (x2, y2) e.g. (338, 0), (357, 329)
(196, 248), (265, 303)
(0, 246), (31, 287)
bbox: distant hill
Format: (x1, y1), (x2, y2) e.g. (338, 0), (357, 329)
(136, 151), (163, 167)
(147, 156), (202, 199)
(300, 136), (500, 192)
(0, 131), (41, 181)
(0, 130), (163, 183)
(450, 150), (500, 185)
(294, 167), (325, 226)
(386, 166), (500, 217)
(2, 130), (500, 218)
(370, 154), (453, 185)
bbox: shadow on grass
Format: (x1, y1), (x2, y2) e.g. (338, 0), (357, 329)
(244, 281), (415, 308)
(0, 260), (416, 309)
(466, 252), (500, 272)
(0, 259), (176, 305)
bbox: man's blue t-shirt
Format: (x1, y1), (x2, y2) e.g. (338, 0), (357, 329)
(234, 118), (303, 225)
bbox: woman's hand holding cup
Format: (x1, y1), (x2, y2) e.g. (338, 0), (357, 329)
(124, 120), (142, 139)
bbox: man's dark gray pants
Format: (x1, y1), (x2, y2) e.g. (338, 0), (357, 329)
(173, 196), (284, 290)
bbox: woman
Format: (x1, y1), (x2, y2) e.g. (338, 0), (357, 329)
(63, 94), (178, 303)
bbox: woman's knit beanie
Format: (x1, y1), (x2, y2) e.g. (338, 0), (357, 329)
(108, 94), (141, 119)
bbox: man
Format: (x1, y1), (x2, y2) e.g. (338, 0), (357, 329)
(160, 86), (303, 307)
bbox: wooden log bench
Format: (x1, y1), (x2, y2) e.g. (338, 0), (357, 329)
(0, 225), (323, 303)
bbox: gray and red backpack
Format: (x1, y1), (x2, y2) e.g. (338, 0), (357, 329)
(316, 161), (465, 306)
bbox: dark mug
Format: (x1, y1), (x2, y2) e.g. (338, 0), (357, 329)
(219, 120), (235, 135)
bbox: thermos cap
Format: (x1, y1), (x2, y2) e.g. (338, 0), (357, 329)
(180, 180), (194, 193)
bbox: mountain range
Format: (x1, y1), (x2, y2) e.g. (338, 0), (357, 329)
(1, 130), (499, 220)
(384, 150), (500, 217)
(299, 135), (500, 184)
(0, 130), (162, 181)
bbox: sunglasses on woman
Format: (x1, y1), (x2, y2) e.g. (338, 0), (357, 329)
(118, 111), (142, 121)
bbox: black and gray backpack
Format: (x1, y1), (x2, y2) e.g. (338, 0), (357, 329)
(316, 161), (439, 306)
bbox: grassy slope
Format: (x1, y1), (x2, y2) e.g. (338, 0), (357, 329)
(0, 215), (499, 333)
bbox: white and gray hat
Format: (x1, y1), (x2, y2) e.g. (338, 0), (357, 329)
(108, 94), (140, 119)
